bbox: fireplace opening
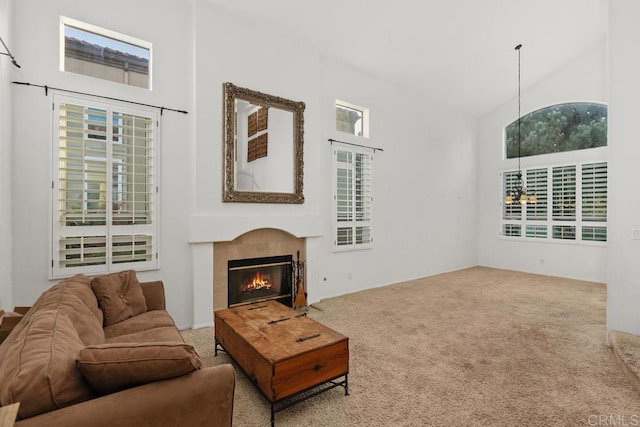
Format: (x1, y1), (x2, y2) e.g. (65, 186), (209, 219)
(228, 255), (293, 307)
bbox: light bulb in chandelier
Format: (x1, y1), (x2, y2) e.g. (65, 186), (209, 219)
(504, 171), (536, 205)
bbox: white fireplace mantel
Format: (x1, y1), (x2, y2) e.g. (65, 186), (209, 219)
(188, 214), (325, 329)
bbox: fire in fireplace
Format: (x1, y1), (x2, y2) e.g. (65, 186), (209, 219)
(228, 255), (293, 307)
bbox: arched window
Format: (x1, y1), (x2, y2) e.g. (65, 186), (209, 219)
(501, 102), (608, 244)
(505, 102), (607, 159)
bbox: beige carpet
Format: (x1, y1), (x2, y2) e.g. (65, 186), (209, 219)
(610, 330), (640, 395)
(181, 266), (640, 426)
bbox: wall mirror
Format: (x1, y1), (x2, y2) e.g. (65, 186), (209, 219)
(223, 82), (305, 203)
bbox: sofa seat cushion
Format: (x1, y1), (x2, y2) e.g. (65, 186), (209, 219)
(76, 342), (202, 394)
(103, 310), (176, 339)
(105, 325), (185, 344)
(91, 270), (147, 326)
(37, 282), (105, 346)
(0, 310), (95, 419)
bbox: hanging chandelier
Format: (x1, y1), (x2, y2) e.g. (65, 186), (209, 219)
(505, 44), (536, 205)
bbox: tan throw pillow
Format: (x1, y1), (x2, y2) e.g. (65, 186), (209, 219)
(76, 342), (202, 394)
(91, 270), (147, 326)
(0, 310), (95, 419)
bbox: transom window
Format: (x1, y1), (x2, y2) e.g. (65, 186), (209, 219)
(52, 94), (159, 277)
(336, 100), (369, 138)
(505, 102), (607, 159)
(61, 17), (151, 89)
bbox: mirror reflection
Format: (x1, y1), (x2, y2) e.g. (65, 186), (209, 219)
(234, 100), (294, 193)
(223, 82), (305, 204)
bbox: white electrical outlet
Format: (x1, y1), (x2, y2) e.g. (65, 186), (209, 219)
(632, 228), (640, 240)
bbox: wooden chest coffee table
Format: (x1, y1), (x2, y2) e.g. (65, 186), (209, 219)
(214, 300), (349, 426)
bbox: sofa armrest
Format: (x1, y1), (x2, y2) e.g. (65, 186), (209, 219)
(15, 364), (235, 427)
(139, 280), (166, 311)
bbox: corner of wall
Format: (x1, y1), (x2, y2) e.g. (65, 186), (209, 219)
(0, 0), (14, 310)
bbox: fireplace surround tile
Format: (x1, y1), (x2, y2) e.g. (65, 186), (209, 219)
(213, 228), (305, 311)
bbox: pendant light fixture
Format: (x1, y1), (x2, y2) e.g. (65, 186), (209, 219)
(505, 44), (535, 205)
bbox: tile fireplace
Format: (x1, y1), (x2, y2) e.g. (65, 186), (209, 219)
(212, 228), (307, 311)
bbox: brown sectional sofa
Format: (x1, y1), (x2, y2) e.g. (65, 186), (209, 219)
(0, 272), (235, 426)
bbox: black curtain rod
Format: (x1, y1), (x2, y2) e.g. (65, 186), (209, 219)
(328, 138), (384, 152)
(12, 81), (188, 115)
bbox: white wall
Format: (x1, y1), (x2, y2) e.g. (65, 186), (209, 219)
(314, 59), (479, 300)
(11, 0), (637, 336)
(477, 41), (609, 283)
(0, 0), (13, 309)
(8, 0), (478, 328)
(607, 0), (640, 335)
(9, 0), (195, 326)
(191, 1), (479, 314)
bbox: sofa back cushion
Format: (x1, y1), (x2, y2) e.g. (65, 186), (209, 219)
(55, 274), (104, 324)
(0, 310), (96, 419)
(91, 270), (147, 326)
(76, 342), (202, 394)
(0, 275), (104, 360)
(38, 281), (105, 346)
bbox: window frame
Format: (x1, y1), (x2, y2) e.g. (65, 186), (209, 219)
(335, 99), (370, 138)
(51, 92), (160, 278)
(500, 159), (607, 246)
(60, 16), (153, 90)
(332, 146), (374, 252)
(503, 102), (607, 159)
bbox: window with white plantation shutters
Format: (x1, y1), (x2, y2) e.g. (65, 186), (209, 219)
(53, 94), (158, 277)
(334, 148), (373, 250)
(501, 162), (607, 244)
(500, 101), (607, 245)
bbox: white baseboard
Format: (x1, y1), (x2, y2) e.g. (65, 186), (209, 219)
(193, 322), (214, 329)
(179, 322), (213, 330)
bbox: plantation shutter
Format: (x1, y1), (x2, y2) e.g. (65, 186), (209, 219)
(526, 168), (547, 220)
(53, 95), (158, 277)
(524, 168), (547, 238)
(501, 162), (606, 243)
(581, 162), (607, 242)
(581, 162), (607, 222)
(552, 165), (576, 221)
(551, 165), (576, 240)
(502, 171), (522, 220)
(334, 149), (373, 249)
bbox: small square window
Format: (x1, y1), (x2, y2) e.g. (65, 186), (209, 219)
(336, 100), (369, 137)
(61, 17), (151, 89)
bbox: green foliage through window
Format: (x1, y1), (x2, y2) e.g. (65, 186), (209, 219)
(506, 102), (607, 159)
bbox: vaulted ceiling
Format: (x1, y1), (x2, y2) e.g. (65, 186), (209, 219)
(204, 0), (608, 118)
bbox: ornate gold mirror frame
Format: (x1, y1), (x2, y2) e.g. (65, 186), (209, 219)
(223, 82), (305, 204)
